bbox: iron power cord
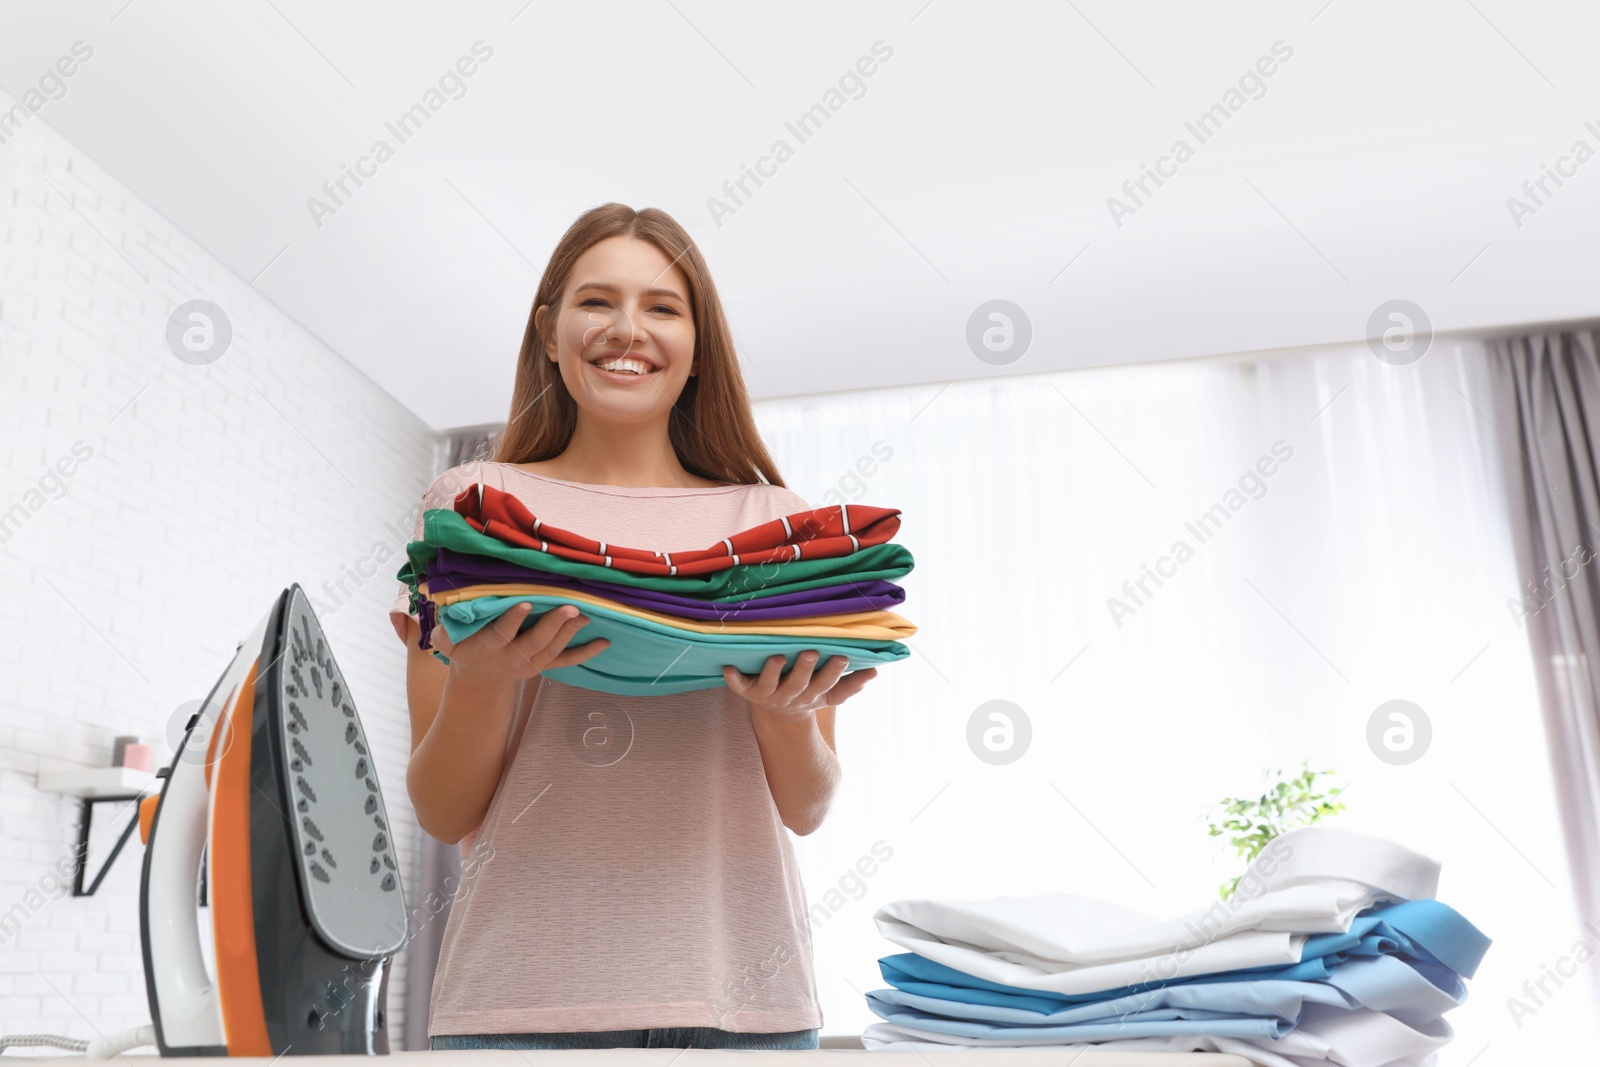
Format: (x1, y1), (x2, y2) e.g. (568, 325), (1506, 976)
(0, 1024), (156, 1057)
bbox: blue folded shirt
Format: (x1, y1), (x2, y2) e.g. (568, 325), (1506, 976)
(872, 898), (1489, 1032)
(868, 952), (1467, 1035)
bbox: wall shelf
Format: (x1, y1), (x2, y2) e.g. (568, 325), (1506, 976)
(37, 758), (157, 798)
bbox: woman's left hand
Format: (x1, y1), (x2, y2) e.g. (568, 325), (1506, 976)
(724, 651), (877, 723)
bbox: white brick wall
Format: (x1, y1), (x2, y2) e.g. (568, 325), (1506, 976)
(0, 99), (437, 1047)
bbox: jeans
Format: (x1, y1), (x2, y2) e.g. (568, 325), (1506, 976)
(430, 1027), (820, 1051)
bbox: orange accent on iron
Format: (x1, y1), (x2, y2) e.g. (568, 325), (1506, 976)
(203, 684), (237, 793)
(137, 794), (159, 845)
(210, 659), (272, 1056)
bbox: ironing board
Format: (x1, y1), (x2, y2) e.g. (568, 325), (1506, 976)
(8, 1051), (1256, 1065)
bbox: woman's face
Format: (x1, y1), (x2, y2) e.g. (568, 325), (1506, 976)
(540, 235), (697, 421)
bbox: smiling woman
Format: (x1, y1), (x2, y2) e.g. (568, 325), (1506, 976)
(392, 203), (871, 1051)
(515, 234), (713, 467)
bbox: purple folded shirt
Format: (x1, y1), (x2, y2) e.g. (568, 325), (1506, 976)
(425, 547), (906, 620)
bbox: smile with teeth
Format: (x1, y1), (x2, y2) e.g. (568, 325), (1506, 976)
(592, 355), (659, 377)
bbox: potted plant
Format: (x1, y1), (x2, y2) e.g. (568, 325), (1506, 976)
(1205, 760), (1346, 899)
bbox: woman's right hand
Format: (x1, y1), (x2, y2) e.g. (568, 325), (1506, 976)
(434, 602), (611, 687)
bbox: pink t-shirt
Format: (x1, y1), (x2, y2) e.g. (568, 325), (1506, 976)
(389, 461), (824, 1035)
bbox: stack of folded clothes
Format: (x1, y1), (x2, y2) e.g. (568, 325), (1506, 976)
(396, 482), (917, 696)
(860, 827), (1490, 1067)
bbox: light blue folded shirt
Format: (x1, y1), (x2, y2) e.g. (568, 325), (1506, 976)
(880, 953), (1341, 1010)
(863, 1000), (1294, 1043)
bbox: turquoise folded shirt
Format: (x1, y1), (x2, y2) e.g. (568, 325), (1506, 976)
(429, 593), (910, 696)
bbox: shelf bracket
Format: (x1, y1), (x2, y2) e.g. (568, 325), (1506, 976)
(72, 792), (147, 897)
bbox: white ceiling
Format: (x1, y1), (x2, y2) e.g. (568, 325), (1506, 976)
(5, 0), (1599, 429)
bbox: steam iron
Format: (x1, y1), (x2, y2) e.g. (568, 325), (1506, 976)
(136, 584), (408, 1056)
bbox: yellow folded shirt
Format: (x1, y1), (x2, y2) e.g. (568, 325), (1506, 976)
(421, 580), (918, 641)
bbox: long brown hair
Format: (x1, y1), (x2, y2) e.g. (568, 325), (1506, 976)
(492, 203), (787, 489)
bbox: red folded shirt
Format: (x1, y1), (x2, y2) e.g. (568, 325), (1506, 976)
(448, 483), (901, 577)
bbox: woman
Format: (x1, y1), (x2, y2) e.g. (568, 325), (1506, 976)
(390, 203), (879, 1050)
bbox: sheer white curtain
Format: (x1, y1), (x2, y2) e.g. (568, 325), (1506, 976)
(755, 339), (1596, 1061)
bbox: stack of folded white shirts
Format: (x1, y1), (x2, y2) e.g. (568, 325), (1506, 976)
(859, 827), (1491, 1067)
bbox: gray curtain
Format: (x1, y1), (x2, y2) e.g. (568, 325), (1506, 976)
(1485, 328), (1600, 954)
(403, 423), (503, 1051)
